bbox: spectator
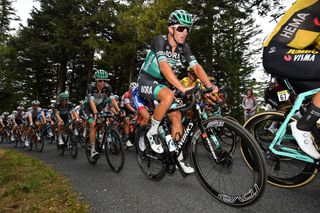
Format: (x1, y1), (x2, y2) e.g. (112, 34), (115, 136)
(242, 88), (257, 122)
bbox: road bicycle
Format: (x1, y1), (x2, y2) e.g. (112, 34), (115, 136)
(134, 84), (267, 207)
(244, 78), (320, 188)
(26, 124), (44, 153)
(84, 111), (125, 173)
(57, 122), (78, 159)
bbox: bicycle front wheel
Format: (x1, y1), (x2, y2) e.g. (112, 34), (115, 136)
(134, 125), (166, 181)
(191, 117), (267, 207)
(104, 126), (125, 173)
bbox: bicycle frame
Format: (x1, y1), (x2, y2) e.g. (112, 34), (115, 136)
(268, 87), (320, 163)
(167, 97), (219, 162)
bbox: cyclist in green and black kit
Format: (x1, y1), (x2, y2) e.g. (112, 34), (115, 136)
(138, 10), (218, 173)
(81, 70), (120, 158)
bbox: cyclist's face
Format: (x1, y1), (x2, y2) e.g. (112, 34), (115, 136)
(171, 25), (189, 44)
(188, 72), (196, 81)
(96, 79), (106, 89)
(32, 105), (39, 110)
(61, 99), (68, 104)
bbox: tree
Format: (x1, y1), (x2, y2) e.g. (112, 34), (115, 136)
(0, 0), (18, 43)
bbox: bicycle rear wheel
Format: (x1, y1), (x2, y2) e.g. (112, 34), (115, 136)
(244, 112), (318, 188)
(104, 126), (124, 173)
(134, 125), (166, 181)
(14, 135), (19, 148)
(35, 133), (44, 153)
(191, 117), (266, 207)
(68, 132), (78, 159)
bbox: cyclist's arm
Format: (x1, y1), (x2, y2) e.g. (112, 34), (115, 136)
(111, 98), (121, 112)
(125, 103), (135, 113)
(56, 112), (63, 123)
(89, 99), (98, 114)
(12, 117), (17, 126)
(160, 61), (188, 93)
(27, 113), (33, 125)
(183, 43), (216, 91)
(41, 112), (46, 123)
(193, 64), (214, 89)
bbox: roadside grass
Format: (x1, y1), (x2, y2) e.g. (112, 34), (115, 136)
(0, 149), (90, 212)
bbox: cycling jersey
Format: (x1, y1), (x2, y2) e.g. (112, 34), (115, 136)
(180, 77), (197, 88)
(26, 107), (43, 120)
(13, 112), (25, 125)
(264, 0), (320, 49)
(0, 116), (9, 126)
(85, 82), (113, 112)
(55, 102), (75, 122)
(140, 35), (198, 80)
(263, 0), (320, 81)
(74, 105), (81, 114)
(120, 91), (132, 108)
(138, 35), (199, 100)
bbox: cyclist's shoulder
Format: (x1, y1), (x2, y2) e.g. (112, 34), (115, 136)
(153, 34), (167, 42)
(67, 102), (75, 108)
(151, 35), (167, 48)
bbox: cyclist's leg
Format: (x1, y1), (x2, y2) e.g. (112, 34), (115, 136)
(264, 44), (320, 159)
(132, 92), (151, 126)
(168, 110), (194, 173)
(138, 74), (172, 153)
(83, 105), (99, 157)
(168, 111), (182, 142)
(138, 107), (150, 126)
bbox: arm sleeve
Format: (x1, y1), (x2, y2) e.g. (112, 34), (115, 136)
(86, 86), (95, 101)
(183, 43), (198, 67)
(152, 35), (167, 63)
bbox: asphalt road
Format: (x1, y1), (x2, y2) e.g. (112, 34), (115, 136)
(1, 142), (319, 213)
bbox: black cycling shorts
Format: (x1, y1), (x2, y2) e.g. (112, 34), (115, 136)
(138, 73), (167, 101)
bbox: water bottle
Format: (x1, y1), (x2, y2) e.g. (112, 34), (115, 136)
(165, 134), (176, 152)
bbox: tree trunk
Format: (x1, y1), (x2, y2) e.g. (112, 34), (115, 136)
(57, 59), (67, 95)
(129, 44), (137, 83)
(84, 49), (94, 86)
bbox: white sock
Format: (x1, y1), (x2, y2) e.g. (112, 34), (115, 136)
(148, 117), (160, 135)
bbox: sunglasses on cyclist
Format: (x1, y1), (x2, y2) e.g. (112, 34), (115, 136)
(174, 26), (191, 33)
(97, 79), (107, 83)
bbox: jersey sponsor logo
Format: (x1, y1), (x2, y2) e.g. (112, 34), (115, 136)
(293, 54), (315, 62)
(176, 122), (193, 153)
(280, 13), (310, 39)
(284, 54), (315, 62)
(165, 50), (181, 60)
(141, 86), (153, 95)
(314, 17), (320, 27)
(268, 47), (277, 54)
(284, 55), (292, 62)
(287, 49), (319, 54)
